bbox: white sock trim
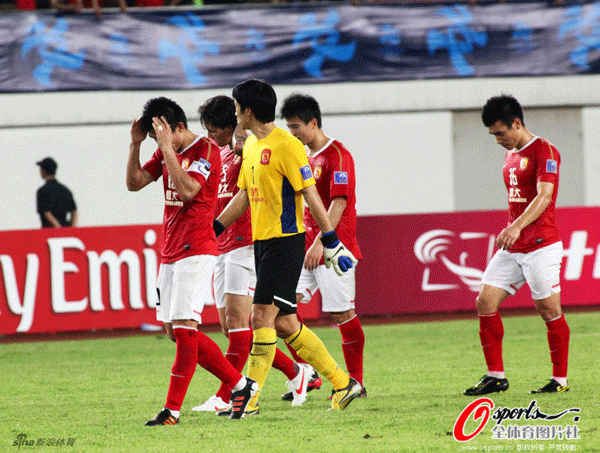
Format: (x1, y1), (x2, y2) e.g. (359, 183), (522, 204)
(552, 376), (568, 386)
(546, 315), (563, 323)
(479, 312), (499, 317)
(172, 325), (197, 331)
(231, 377), (247, 393)
(487, 371), (506, 379)
(165, 407), (180, 418)
(337, 315), (358, 326)
(228, 328), (251, 333)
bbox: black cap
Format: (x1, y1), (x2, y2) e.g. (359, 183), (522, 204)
(36, 157), (57, 175)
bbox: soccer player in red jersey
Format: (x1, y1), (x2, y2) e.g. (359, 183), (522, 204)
(126, 97), (257, 426)
(280, 94), (366, 400)
(464, 95), (570, 396)
(191, 96), (316, 414)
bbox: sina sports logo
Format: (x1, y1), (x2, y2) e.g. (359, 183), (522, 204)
(261, 149), (271, 165)
(413, 230), (496, 292)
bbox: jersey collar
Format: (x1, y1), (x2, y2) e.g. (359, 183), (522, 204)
(309, 137), (335, 157)
(513, 135), (539, 153)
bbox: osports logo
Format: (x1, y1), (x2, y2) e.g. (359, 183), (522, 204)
(453, 398), (494, 442)
(454, 398), (581, 442)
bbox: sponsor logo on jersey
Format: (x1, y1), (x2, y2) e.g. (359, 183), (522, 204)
(261, 149), (271, 165)
(546, 159), (558, 174)
(188, 158), (211, 179)
(334, 171), (348, 184)
(300, 164), (313, 181)
(520, 157), (528, 170)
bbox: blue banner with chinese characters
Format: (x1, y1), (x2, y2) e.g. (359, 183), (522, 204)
(2, 2), (600, 92)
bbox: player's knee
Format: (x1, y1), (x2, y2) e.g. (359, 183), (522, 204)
(330, 309), (355, 325)
(535, 301), (562, 321)
(475, 294), (493, 314)
(225, 314), (245, 332)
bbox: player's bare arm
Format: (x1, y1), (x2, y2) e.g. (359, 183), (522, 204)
(301, 185), (335, 234)
(126, 118), (154, 192)
(304, 196), (347, 270)
(152, 116), (201, 203)
(497, 181), (554, 250)
(216, 189), (249, 229)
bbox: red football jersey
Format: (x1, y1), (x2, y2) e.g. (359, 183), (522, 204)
(143, 136), (221, 263)
(304, 139), (362, 260)
(216, 145), (252, 254)
(502, 136), (561, 253)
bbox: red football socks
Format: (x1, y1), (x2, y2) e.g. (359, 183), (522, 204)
(479, 312), (504, 374)
(272, 347), (299, 381)
(215, 328), (252, 402)
(546, 315), (570, 379)
(165, 326), (198, 412)
(196, 330), (242, 390)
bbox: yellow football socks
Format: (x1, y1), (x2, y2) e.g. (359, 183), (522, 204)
(247, 327), (277, 406)
(285, 324), (350, 390)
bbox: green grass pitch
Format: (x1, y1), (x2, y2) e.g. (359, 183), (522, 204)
(1, 311), (599, 452)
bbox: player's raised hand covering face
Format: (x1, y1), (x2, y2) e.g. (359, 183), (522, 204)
(152, 116), (175, 152)
(131, 117), (148, 145)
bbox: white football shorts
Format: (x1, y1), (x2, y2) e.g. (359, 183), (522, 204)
(296, 264), (356, 313)
(481, 241), (563, 300)
(213, 245), (256, 310)
(156, 254), (217, 323)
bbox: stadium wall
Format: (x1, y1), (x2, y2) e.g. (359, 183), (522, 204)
(2, 75), (600, 231)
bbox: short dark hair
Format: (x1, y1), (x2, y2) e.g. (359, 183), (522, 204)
(198, 95), (237, 130)
(140, 97), (187, 133)
(232, 79), (276, 124)
(280, 93), (322, 128)
(482, 95), (525, 128)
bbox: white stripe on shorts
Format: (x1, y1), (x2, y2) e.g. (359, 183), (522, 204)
(274, 295), (297, 308)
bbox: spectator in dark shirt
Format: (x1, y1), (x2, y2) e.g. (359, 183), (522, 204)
(36, 157), (78, 228)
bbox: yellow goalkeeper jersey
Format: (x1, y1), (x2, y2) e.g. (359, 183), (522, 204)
(238, 127), (315, 241)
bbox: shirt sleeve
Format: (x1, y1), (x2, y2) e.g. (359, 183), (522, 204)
(536, 141), (560, 185)
(329, 148), (353, 199)
(188, 139), (218, 186)
(36, 187), (48, 214)
(142, 148), (164, 182)
(67, 190), (77, 211)
(281, 137), (315, 191)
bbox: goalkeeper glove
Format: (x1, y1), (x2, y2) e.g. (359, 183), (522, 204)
(320, 230), (357, 276)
